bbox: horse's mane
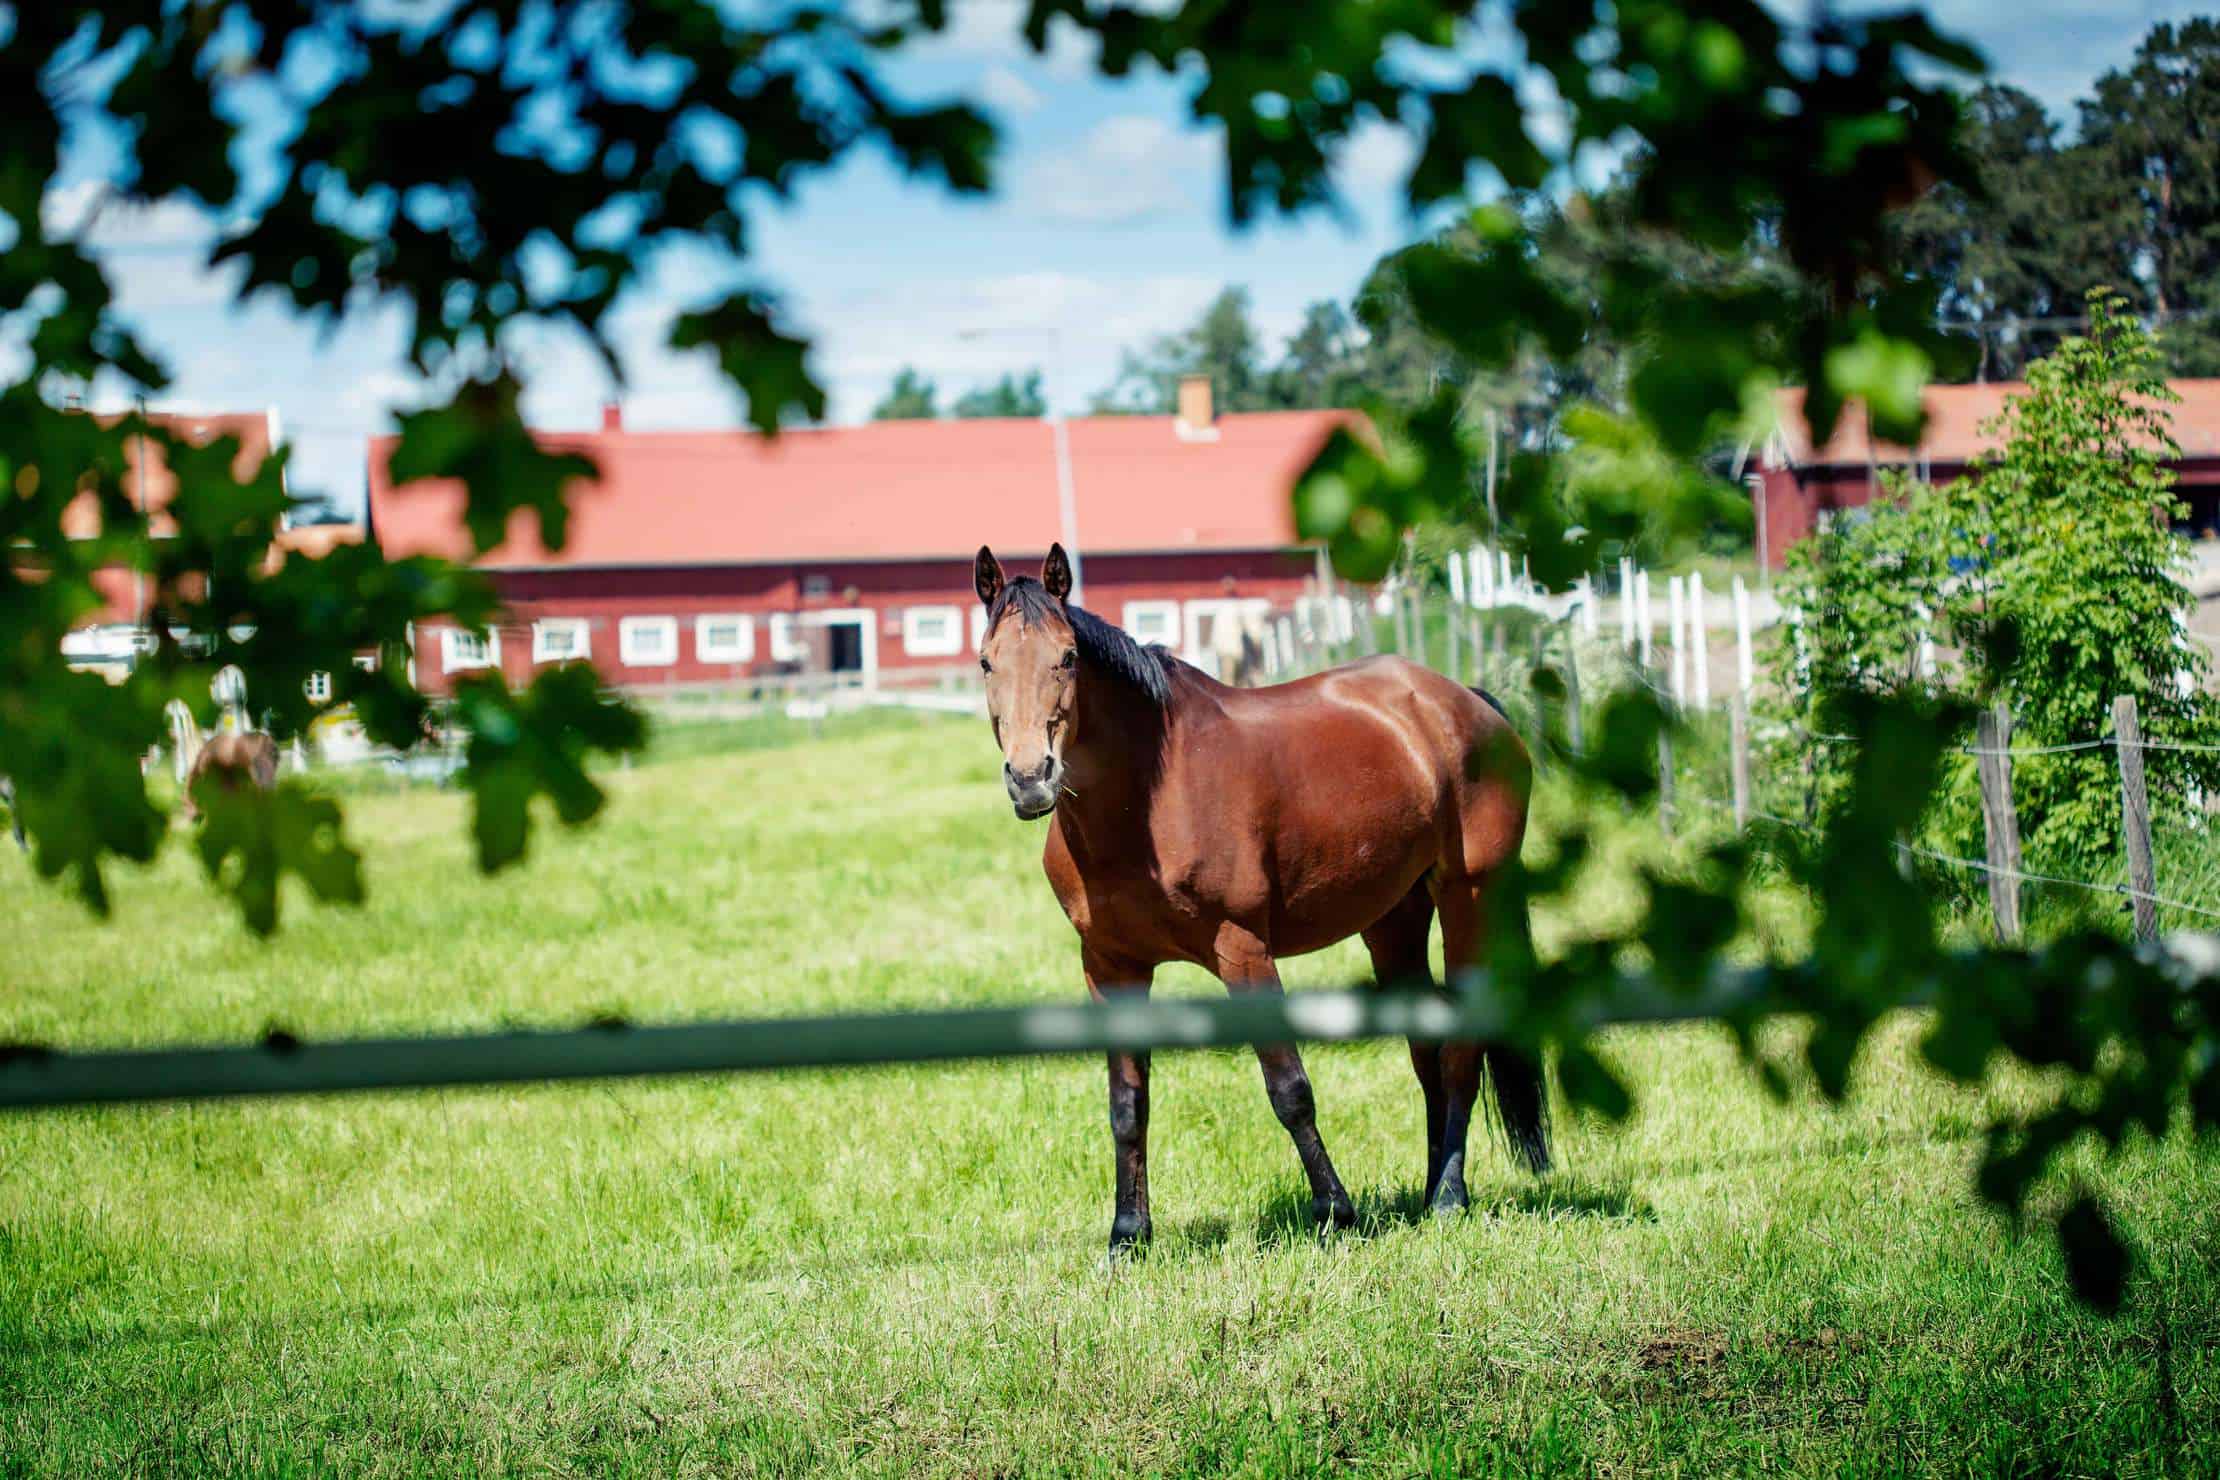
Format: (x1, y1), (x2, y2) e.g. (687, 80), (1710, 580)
(987, 576), (1172, 707)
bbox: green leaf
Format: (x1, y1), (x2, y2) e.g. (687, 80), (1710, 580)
(453, 667), (649, 873)
(669, 294), (826, 433)
(193, 783), (365, 938)
(388, 377), (597, 554)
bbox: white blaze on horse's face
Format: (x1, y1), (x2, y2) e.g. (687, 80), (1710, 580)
(975, 543), (1079, 820)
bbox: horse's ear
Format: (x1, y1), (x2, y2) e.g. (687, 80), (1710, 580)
(974, 546), (1005, 607)
(1042, 543), (1072, 603)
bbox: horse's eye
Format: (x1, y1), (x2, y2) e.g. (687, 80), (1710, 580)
(979, 657), (992, 674)
(1059, 648), (1077, 670)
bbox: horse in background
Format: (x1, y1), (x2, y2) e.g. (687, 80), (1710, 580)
(973, 543), (1546, 1254)
(171, 695), (280, 823)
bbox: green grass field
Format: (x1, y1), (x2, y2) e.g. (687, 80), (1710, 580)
(3, 713), (2216, 1476)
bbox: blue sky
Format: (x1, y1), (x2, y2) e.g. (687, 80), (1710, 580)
(57, 0), (2217, 518)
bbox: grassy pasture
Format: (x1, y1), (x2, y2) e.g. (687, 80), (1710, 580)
(2, 712), (2216, 1476)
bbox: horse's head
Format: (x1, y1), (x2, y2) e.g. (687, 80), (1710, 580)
(975, 543), (1078, 820)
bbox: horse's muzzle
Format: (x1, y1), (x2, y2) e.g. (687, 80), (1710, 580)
(1005, 759), (1061, 820)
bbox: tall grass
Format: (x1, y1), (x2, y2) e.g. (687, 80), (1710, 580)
(1, 714), (2213, 1476)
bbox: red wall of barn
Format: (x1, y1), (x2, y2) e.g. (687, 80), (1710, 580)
(411, 549), (1319, 692)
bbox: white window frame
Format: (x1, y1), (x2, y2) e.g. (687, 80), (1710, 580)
(970, 606), (989, 651)
(442, 628), (498, 671)
(618, 616), (679, 668)
(695, 613), (755, 664)
(768, 612), (805, 663)
(902, 604), (965, 658)
(304, 671), (332, 704)
(352, 652), (379, 673)
(532, 617), (592, 664)
(1121, 600), (1181, 647)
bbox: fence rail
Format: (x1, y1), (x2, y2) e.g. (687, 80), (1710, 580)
(0, 973), (1767, 1112)
(5, 935), (2215, 1114)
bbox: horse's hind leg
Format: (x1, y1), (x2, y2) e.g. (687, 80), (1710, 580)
(1433, 872), (1550, 1214)
(1361, 884), (1446, 1205)
(1213, 928), (1356, 1234)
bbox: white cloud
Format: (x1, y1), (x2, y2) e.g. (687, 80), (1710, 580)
(976, 64), (1042, 116)
(1334, 122), (1418, 202)
(1014, 114), (1218, 226)
(794, 269), (1223, 419)
(904, 0), (1099, 79)
(40, 181), (216, 248)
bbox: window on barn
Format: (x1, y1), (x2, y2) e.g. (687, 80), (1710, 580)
(304, 671), (332, 704)
(768, 613), (804, 662)
(352, 653), (378, 672)
(532, 618), (591, 664)
(1122, 601), (1179, 647)
(442, 628), (498, 671)
(696, 614), (755, 664)
(802, 574), (832, 598)
(619, 616), (679, 667)
(903, 605), (964, 657)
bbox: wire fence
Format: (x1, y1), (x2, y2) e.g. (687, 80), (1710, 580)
(6, 557), (2217, 1115)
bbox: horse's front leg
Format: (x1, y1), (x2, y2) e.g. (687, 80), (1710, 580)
(1214, 929), (1357, 1234)
(1084, 947), (1155, 1256)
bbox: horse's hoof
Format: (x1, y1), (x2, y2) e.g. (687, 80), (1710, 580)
(1428, 1183), (1469, 1218)
(1108, 1215), (1153, 1258)
(1313, 1195), (1358, 1234)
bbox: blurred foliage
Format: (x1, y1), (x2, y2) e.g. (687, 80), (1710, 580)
(0, 0), (2209, 1313)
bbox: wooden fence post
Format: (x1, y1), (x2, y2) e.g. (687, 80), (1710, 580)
(1975, 704), (2023, 945)
(1730, 692), (1751, 829)
(2114, 694), (2160, 944)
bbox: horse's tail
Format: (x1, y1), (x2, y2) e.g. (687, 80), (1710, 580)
(1470, 686), (1512, 722)
(1484, 1044), (1551, 1175)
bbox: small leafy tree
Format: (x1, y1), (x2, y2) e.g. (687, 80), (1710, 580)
(1773, 290), (2220, 871)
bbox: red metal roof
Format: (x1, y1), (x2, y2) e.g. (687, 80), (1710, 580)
(366, 410), (1359, 568)
(1767, 379), (2220, 468)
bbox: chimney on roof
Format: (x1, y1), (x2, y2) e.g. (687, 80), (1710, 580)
(601, 401), (624, 433)
(1175, 374), (1218, 441)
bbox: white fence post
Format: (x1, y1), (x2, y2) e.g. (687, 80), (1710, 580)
(1732, 575), (1754, 696)
(1636, 569), (1653, 669)
(1668, 575), (1687, 707)
(1690, 571), (1711, 712)
(1447, 552), (1466, 608)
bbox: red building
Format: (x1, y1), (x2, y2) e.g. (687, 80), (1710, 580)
(1751, 380), (2220, 568)
(368, 381), (1358, 692)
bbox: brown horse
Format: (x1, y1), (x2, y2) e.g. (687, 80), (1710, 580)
(181, 731), (280, 822)
(975, 544), (1546, 1253)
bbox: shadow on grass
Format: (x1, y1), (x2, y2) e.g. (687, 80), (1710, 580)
(1240, 1174), (1657, 1250)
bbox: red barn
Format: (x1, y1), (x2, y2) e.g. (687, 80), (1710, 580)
(368, 381), (1360, 693)
(1752, 380), (2220, 568)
